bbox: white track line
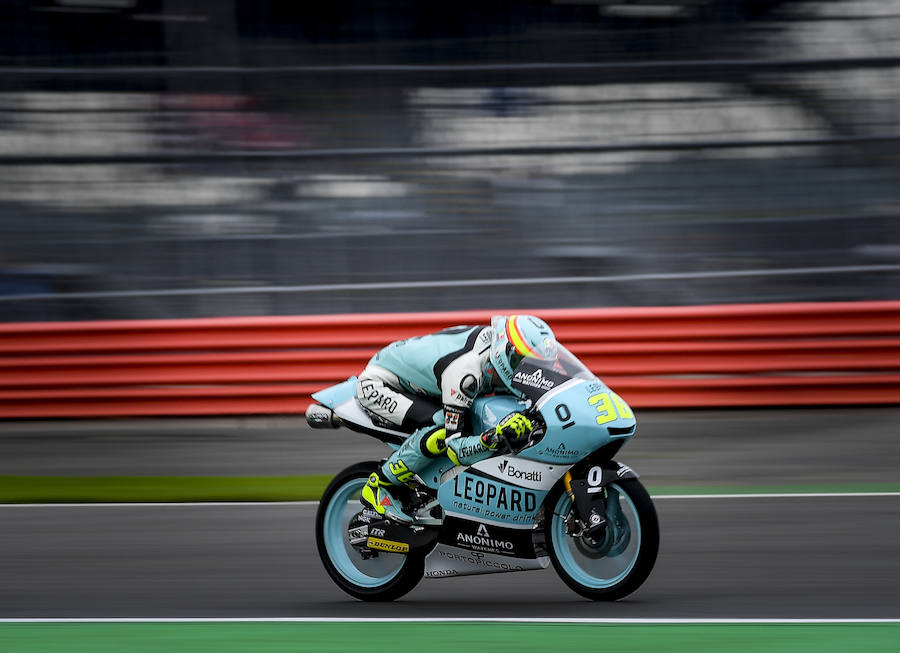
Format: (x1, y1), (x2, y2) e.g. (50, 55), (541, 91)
(652, 492), (900, 500)
(0, 492), (898, 508)
(0, 617), (898, 624)
(0, 501), (320, 508)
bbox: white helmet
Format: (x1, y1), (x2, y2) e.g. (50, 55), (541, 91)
(488, 315), (558, 395)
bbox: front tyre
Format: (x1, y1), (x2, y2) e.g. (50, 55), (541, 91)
(547, 478), (659, 601)
(315, 461), (424, 601)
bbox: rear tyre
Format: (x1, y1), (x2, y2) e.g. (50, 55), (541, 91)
(546, 478), (659, 601)
(315, 461), (424, 601)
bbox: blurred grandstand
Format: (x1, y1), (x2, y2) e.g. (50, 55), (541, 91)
(0, 0), (898, 320)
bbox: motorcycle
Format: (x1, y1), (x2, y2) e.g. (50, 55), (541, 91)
(306, 343), (659, 602)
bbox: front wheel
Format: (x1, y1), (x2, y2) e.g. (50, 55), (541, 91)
(547, 478), (659, 601)
(315, 461), (424, 601)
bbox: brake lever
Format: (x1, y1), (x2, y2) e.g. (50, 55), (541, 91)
(492, 408), (544, 457)
(495, 433), (513, 456)
(500, 432), (538, 456)
(522, 403), (542, 422)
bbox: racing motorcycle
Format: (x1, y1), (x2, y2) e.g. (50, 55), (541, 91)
(306, 344), (659, 602)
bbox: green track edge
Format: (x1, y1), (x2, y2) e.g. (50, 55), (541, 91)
(1, 475), (899, 503)
(1, 622), (899, 653)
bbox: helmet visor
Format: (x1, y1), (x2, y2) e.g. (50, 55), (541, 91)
(506, 342), (526, 370)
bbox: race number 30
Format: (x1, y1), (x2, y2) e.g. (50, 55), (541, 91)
(588, 392), (633, 425)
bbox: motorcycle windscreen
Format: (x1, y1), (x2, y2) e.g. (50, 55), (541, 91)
(509, 344), (595, 402)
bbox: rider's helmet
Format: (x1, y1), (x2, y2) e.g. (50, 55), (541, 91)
(487, 315), (559, 395)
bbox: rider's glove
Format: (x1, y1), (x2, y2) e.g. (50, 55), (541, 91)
(481, 412), (533, 450)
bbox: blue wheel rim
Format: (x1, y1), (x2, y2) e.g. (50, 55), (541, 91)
(551, 483), (641, 589)
(323, 477), (405, 588)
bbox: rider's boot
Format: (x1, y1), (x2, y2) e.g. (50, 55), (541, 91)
(360, 425), (448, 525)
(360, 470), (413, 525)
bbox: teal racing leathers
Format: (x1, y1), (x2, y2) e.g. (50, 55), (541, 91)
(357, 316), (559, 523)
(357, 325), (520, 521)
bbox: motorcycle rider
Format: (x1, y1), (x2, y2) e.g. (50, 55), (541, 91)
(357, 314), (559, 524)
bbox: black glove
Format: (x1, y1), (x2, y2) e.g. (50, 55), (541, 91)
(481, 412), (534, 450)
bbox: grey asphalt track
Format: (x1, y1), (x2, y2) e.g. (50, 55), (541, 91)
(0, 497), (898, 618)
(1, 407), (898, 618)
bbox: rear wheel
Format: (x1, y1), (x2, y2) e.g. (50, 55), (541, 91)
(546, 478), (659, 601)
(315, 461), (424, 601)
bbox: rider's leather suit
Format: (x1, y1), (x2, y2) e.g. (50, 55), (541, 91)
(356, 325), (513, 483)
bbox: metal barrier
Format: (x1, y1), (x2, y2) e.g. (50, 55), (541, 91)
(1, 301), (899, 418)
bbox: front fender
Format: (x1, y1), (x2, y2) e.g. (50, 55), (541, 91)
(558, 456), (638, 487)
(583, 459), (639, 486)
(547, 459), (639, 538)
(540, 458), (638, 514)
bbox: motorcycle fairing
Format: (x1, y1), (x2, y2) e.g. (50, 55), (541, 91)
(438, 467), (549, 528)
(516, 377), (636, 465)
(311, 377), (357, 409)
(469, 454), (567, 492)
(313, 377), (408, 447)
(424, 514), (550, 577)
(424, 544), (550, 578)
(437, 515), (546, 558)
(466, 394), (527, 434)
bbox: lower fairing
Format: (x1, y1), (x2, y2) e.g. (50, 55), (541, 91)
(424, 544), (550, 578)
(423, 514), (551, 578)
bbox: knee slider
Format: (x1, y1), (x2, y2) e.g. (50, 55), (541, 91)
(420, 427), (447, 458)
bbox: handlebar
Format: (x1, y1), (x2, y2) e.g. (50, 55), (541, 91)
(491, 408), (546, 456)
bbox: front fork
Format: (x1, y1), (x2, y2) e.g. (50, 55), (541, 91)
(561, 460), (637, 540)
(563, 470), (609, 540)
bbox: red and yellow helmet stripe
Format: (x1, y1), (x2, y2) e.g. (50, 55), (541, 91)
(505, 315), (537, 358)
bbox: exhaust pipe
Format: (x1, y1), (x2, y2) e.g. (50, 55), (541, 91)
(305, 404), (341, 429)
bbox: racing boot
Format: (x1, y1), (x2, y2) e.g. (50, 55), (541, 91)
(360, 470), (413, 525)
(359, 425), (448, 524)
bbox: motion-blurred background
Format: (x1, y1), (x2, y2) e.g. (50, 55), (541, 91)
(2, 4), (900, 626)
(2, 0), (899, 322)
